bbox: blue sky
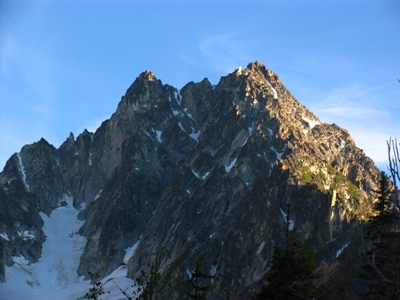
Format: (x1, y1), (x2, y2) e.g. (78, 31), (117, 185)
(1, 0), (399, 170)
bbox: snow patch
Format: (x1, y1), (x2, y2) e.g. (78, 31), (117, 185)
(100, 266), (137, 299)
(186, 112), (195, 121)
(17, 230), (35, 241)
(178, 121), (185, 132)
(210, 265), (217, 284)
(248, 122), (254, 135)
(59, 193), (74, 207)
(123, 240), (140, 264)
(340, 140), (346, 150)
(271, 144), (287, 159)
(155, 130), (162, 143)
(186, 268), (193, 279)
(192, 170), (210, 180)
(303, 117), (320, 129)
(173, 108), (180, 116)
(336, 241), (350, 258)
(279, 207), (294, 231)
(12, 255), (30, 265)
(190, 128), (200, 142)
(0, 232), (10, 241)
(192, 169), (201, 179)
(225, 157), (237, 172)
(17, 153), (30, 192)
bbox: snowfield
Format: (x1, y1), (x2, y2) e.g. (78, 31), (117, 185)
(0, 195), (137, 300)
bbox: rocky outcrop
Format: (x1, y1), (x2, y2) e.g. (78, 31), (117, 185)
(0, 61), (381, 298)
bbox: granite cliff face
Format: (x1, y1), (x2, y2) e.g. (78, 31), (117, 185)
(0, 62), (381, 298)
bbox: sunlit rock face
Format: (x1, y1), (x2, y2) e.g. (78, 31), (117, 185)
(0, 61), (381, 298)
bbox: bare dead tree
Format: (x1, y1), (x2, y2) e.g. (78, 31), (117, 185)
(387, 138), (400, 204)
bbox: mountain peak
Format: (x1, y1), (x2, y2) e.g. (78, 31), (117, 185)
(247, 60), (265, 69)
(139, 70), (157, 81)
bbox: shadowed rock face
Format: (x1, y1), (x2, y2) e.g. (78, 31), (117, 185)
(0, 61), (381, 297)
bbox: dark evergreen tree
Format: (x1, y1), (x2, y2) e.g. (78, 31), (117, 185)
(129, 250), (172, 300)
(254, 204), (321, 300)
(360, 172), (400, 299)
(85, 272), (109, 300)
(187, 255), (214, 300)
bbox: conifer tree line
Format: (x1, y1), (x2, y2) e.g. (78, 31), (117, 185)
(85, 139), (400, 299)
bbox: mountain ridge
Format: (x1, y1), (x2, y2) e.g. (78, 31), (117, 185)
(0, 61), (381, 299)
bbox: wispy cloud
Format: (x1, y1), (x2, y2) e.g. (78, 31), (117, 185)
(305, 82), (399, 168)
(309, 83), (390, 121)
(198, 32), (252, 74)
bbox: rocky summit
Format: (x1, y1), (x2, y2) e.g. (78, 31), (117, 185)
(0, 61), (381, 299)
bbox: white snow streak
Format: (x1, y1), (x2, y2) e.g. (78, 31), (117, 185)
(178, 121), (185, 131)
(0, 232), (10, 241)
(185, 109), (195, 121)
(174, 89), (181, 105)
(192, 169), (201, 179)
(88, 149), (93, 166)
(225, 158), (237, 172)
(186, 268), (193, 279)
(267, 128), (273, 140)
(336, 241), (350, 258)
(266, 79), (278, 99)
(17, 153), (30, 192)
(94, 190), (103, 201)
